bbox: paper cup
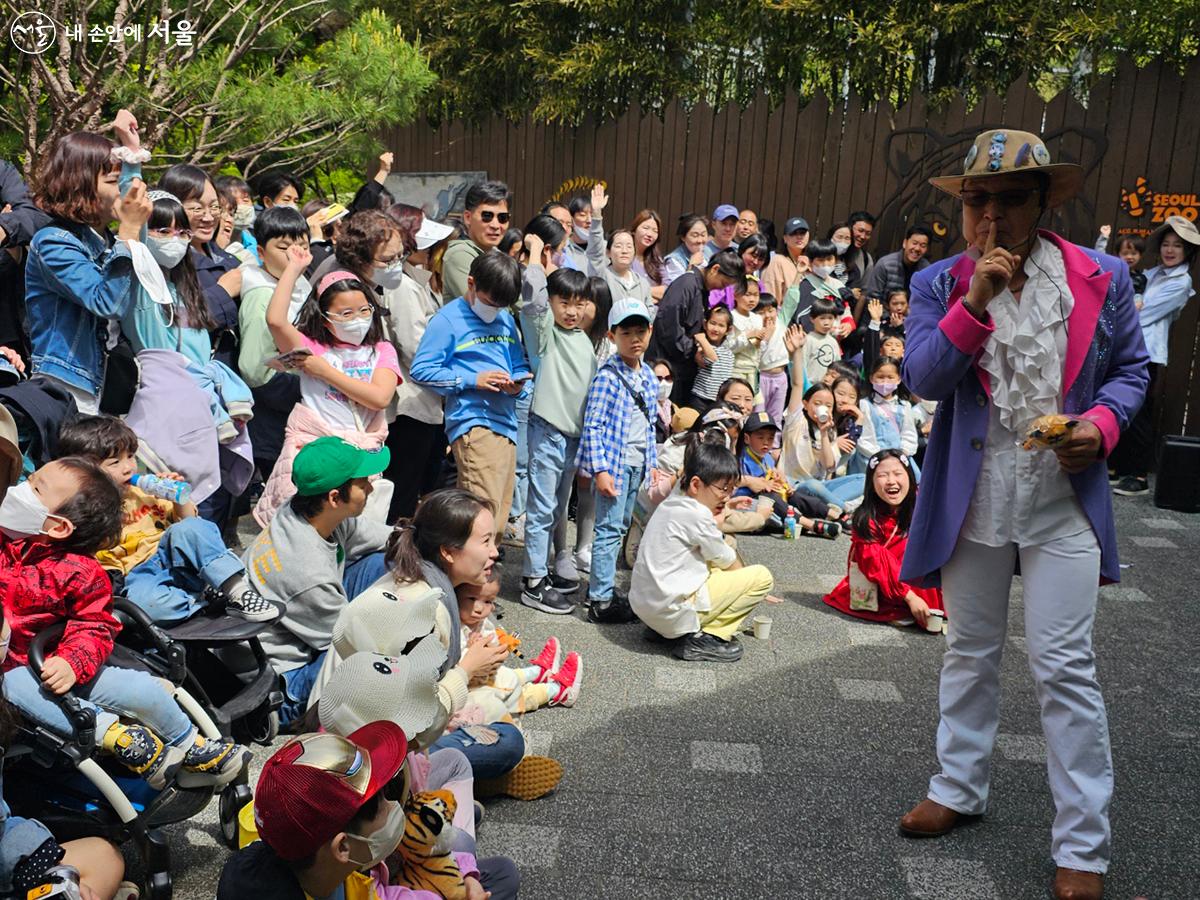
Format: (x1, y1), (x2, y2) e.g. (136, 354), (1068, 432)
(925, 610), (946, 634)
(752, 614), (773, 640)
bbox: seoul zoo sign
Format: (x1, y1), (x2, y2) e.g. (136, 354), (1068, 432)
(1120, 177), (1199, 224)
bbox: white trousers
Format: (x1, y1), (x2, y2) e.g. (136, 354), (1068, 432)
(929, 530), (1112, 873)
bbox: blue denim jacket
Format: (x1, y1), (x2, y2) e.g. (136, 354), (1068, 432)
(25, 163), (140, 395)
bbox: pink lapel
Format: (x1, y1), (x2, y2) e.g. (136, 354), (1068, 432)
(1041, 230), (1112, 394)
(946, 253), (991, 395)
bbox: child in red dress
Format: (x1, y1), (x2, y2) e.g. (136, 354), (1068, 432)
(823, 449), (943, 628)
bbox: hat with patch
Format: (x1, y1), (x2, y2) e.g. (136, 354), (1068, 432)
(742, 411), (780, 434)
(609, 297), (653, 329)
(291, 436), (390, 497)
(784, 217), (810, 235)
(929, 128), (1083, 208)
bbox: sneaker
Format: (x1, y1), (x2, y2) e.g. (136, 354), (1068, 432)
(503, 515), (526, 546)
(225, 588), (277, 622)
(548, 652), (582, 707)
(554, 549), (580, 584)
(802, 520), (841, 540)
(1113, 476), (1149, 496)
(574, 545), (592, 573)
(179, 736), (251, 787)
(521, 578), (575, 615)
(547, 571), (580, 594)
(528, 637), (562, 683)
(1108, 469), (1119, 484)
(102, 722), (184, 790)
(673, 631), (743, 662)
(587, 595), (637, 624)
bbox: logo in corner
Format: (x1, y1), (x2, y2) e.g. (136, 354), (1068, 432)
(9, 11), (56, 54)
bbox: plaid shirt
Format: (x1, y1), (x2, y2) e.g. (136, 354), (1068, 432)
(1, 536), (119, 685)
(576, 355), (659, 494)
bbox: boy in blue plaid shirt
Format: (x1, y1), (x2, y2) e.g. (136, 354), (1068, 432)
(576, 298), (664, 624)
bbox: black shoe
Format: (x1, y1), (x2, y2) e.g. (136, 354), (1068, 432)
(548, 572), (580, 594)
(587, 596), (637, 624)
(673, 631), (743, 662)
(1113, 476), (1149, 496)
(643, 626), (667, 643)
(521, 578), (575, 615)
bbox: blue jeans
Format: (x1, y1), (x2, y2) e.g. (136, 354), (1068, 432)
(790, 474), (865, 509)
(588, 465), (643, 602)
(430, 721), (526, 779)
(3, 664), (192, 745)
(510, 381), (533, 521)
(522, 414), (579, 580)
(124, 517), (246, 623)
(278, 551), (388, 725)
(187, 358), (253, 433)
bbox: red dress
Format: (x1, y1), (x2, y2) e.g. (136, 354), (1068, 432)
(823, 515), (943, 622)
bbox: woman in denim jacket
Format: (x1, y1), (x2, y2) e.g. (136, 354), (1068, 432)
(24, 110), (152, 414)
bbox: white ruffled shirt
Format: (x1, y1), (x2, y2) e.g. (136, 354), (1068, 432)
(961, 238), (1091, 547)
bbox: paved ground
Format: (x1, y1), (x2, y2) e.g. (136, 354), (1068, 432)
(146, 489), (1196, 898)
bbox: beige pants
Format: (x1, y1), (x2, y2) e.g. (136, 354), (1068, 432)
(699, 563), (774, 640)
(452, 426), (517, 540)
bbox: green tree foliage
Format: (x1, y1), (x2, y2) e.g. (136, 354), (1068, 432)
(0, 1), (436, 178)
(384, 0), (1200, 123)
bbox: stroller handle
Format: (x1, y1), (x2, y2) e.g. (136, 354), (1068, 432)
(112, 596), (187, 684)
(27, 623), (98, 753)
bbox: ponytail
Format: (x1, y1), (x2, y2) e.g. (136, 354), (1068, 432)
(384, 489), (492, 584)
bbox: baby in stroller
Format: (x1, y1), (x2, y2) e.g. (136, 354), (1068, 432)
(0, 456), (249, 790)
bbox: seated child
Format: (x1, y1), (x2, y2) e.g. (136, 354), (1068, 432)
(453, 578), (581, 724)
(631, 442), (777, 663)
(823, 449), (943, 628)
(737, 412), (840, 537)
(56, 416), (275, 624)
(0, 458), (249, 789)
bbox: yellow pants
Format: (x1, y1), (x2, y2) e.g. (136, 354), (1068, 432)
(452, 426), (517, 541)
(699, 563), (774, 640)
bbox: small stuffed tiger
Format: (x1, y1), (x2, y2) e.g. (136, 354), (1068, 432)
(395, 790), (467, 899)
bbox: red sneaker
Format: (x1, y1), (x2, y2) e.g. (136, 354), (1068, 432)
(529, 637), (562, 684)
(549, 652), (583, 707)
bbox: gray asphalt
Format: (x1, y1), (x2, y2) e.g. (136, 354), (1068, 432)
(138, 488), (1196, 898)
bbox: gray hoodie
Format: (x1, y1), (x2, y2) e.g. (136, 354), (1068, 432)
(244, 502), (392, 673)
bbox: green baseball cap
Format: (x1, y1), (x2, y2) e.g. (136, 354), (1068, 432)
(291, 437), (391, 496)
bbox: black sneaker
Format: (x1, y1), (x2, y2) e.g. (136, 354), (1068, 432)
(521, 578), (575, 615)
(547, 572), (580, 594)
(587, 595), (637, 624)
(1113, 476), (1149, 496)
(673, 631), (744, 662)
(225, 588), (278, 622)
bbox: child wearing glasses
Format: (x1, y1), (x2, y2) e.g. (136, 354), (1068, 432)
(253, 244), (400, 526)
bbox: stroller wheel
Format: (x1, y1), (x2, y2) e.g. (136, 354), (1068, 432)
(220, 782), (253, 851)
(145, 870), (172, 900)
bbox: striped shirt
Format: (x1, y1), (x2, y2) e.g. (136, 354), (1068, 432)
(691, 341), (735, 400)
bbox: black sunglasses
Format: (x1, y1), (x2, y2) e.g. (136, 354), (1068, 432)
(478, 211), (511, 224)
(961, 188), (1040, 209)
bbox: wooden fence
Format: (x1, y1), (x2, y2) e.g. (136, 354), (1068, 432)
(386, 58), (1200, 437)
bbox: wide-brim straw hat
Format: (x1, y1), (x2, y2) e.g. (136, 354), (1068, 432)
(1146, 215), (1200, 258)
(930, 129), (1083, 208)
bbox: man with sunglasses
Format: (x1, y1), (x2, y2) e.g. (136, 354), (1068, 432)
(443, 180), (512, 301)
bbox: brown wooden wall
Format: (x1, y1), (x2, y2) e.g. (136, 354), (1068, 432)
(386, 59), (1200, 436)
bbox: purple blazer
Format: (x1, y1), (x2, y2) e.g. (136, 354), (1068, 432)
(900, 231), (1150, 587)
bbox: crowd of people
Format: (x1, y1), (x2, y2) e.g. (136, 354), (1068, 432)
(0, 111), (1192, 899)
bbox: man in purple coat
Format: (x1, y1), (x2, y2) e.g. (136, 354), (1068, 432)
(896, 129), (1149, 900)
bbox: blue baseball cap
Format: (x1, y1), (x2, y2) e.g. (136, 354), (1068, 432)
(609, 297), (653, 329)
(712, 204), (739, 222)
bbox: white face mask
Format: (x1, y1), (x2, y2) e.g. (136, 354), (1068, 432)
(326, 315), (373, 346)
(812, 264), (835, 280)
(346, 800), (407, 869)
(873, 381), (899, 397)
(832, 240), (851, 256)
(147, 236), (189, 270)
(374, 262), (405, 291)
(657, 380), (672, 401)
(470, 297), (500, 323)
(574, 225), (589, 243)
(233, 204), (256, 230)
(0, 481), (59, 539)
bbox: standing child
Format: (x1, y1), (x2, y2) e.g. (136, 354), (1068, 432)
(412, 252), (530, 542)
(55, 416), (274, 624)
(519, 256), (596, 615)
(755, 294), (788, 429)
(782, 238), (852, 328)
(631, 442), (776, 662)
(823, 449), (942, 628)
(798, 296), (844, 391)
(728, 285), (766, 388)
(0, 458), (248, 789)
(255, 244), (400, 525)
(689, 305), (736, 413)
(576, 298), (660, 624)
(856, 356), (920, 474)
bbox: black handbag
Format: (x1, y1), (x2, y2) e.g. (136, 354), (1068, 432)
(99, 338), (140, 415)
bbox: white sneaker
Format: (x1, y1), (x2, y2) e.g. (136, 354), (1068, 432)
(554, 550), (580, 583)
(574, 545), (592, 573)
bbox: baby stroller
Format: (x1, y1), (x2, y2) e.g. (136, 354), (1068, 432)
(3, 597), (283, 899)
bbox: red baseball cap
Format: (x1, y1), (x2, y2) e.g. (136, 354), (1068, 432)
(253, 721), (408, 861)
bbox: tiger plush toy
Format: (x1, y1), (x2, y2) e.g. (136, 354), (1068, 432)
(395, 790), (467, 899)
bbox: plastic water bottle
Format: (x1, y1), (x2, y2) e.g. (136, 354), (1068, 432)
(34, 865), (83, 898)
(783, 507), (797, 540)
(132, 473), (192, 505)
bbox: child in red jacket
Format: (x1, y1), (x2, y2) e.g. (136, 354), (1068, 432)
(0, 457), (248, 788)
(823, 449), (943, 628)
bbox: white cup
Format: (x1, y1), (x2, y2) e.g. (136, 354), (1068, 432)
(925, 609), (946, 634)
(752, 614), (773, 640)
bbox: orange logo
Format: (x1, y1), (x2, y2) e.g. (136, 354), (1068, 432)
(1121, 177), (1198, 223)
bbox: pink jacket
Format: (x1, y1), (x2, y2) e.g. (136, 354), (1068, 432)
(253, 400), (387, 527)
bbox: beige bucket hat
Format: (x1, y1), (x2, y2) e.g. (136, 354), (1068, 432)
(930, 129), (1084, 208)
(1146, 215), (1200, 258)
